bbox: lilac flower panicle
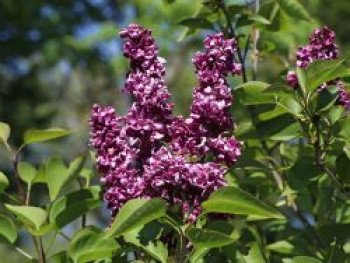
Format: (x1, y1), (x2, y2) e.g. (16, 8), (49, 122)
(171, 32), (242, 166)
(90, 24), (242, 222)
(287, 26), (350, 109)
(295, 27), (339, 68)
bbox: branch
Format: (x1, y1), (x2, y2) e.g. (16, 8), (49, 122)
(219, 0), (248, 83)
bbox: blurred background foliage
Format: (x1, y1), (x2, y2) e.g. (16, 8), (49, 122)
(1, 0), (349, 154)
(0, 0), (349, 260)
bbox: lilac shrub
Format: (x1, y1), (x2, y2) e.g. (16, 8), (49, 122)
(286, 27), (350, 109)
(90, 24), (242, 222)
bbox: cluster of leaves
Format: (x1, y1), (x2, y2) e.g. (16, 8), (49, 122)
(1, 0), (350, 262)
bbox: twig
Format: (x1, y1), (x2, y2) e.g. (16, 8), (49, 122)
(220, 0), (248, 83)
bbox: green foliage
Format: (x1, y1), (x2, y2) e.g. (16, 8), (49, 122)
(301, 60), (350, 93)
(68, 227), (120, 263)
(202, 186), (284, 220)
(0, 122), (10, 145)
(1, 0), (350, 262)
(23, 128), (70, 145)
(49, 187), (101, 228)
(5, 205), (47, 231)
(278, 0), (311, 22)
(106, 198), (167, 238)
(123, 223), (168, 263)
(46, 156), (71, 201)
(0, 214), (17, 243)
(18, 162), (37, 184)
(0, 171), (9, 193)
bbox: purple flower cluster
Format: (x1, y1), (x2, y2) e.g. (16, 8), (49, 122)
(90, 24), (242, 222)
(286, 27), (349, 109)
(296, 27), (338, 68)
(171, 33), (242, 163)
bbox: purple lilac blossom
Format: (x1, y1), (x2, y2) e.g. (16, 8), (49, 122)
(90, 24), (242, 221)
(171, 32), (242, 165)
(286, 27), (350, 109)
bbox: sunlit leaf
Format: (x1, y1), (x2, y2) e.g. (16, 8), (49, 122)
(46, 156), (69, 201)
(0, 214), (17, 243)
(292, 256), (322, 263)
(105, 198), (166, 238)
(69, 227), (120, 263)
(5, 204), (47, 230)
(18, 162), (37, 184)
(0, 171), (9, 193)
(202, 186), (284, 220)
(124, 223), (168, 263)
(23, 128), (70, 145)
(0, 122), (10, 145)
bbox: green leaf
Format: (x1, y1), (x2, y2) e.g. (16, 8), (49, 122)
(296, 67), (307, 93)
(18, 162), (37, 184)
(0, 214), (17, 243)
(179, 17), (213, 29)
(277, 97), (302, 116)
(28, 223), (53, 236)
(68, 227), (120, 263)
(23, 128), (70, 145)
(124, 223), (168, 263)
(243, 242), (267, 263)
(0, 122), (10, 145)
(328, 106), (344, 125)
(189, 247), (210, 263)
(249, 14), (271, 25)
(336, 153), (350, 183)
(339, 119), (350, 141)
(32, 163), (47, 183)
(105, 198), (167, 238)
(267, 241), (295, 254)
(305, 60), (350, 92)
(49, 251), (69, 263)
(292, 256), (322, 263)
(202, 186), (284, 220)
(46, 156), (69, 201)
(278, 0), (311, 21)
(5, 204), (47, 230)
(187, 228), (235, 249)
(235, 81), (274, 105)
(49, 187), (101, 228)
(256, 114), (301, 141)
(316, 86), (340, 112)
(67, 156), (86, 180)
(227, 4), (249, 17)
(236, 81), (270, 91)
(0, 171), (9, 193)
